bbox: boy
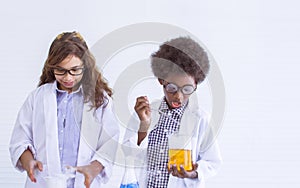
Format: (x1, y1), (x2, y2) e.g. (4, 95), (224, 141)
(125, 36), (222, 188)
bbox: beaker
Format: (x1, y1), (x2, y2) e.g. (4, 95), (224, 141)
(168, 133), (192, 172)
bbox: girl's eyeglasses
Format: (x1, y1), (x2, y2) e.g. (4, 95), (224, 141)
(53, 67), (85, 76)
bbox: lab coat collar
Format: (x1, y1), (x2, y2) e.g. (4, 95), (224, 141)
(43, 83), (61, 176)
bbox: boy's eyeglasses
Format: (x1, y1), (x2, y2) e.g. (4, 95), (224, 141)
(53, 67), (85, 76)
(163, 81), (196, 95)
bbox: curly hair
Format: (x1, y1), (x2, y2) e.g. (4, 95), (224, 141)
(38, 31), (112, 109)
(151, 36), (210, 84)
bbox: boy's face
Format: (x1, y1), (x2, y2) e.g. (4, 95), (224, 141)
(160, 74), (196, 109)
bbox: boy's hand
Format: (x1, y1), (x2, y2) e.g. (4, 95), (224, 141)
(168, 163), (198, 179)
(135, 96), (151, 132)
(74, 160), (104, 188)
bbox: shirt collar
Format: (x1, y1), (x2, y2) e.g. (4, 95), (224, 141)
(54, 81), (83, 95)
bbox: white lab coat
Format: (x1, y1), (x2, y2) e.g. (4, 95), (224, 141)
(123, 97), (222, 188)
(9, 82), (120, 188)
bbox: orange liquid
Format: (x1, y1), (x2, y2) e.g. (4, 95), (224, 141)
(168, 149), (192, 172)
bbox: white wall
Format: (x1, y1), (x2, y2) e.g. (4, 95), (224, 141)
(1, 0), (300, 187)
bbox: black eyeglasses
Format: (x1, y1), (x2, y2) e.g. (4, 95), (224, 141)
(163, 81), (196, 95)
(53, 67), (85, 76)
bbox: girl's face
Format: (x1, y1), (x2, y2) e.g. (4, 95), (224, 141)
(54, 55), (84, 93)
(160, 74), (196, 109)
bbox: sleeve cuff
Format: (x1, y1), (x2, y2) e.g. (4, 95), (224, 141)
(90, 157), (111, 184)
(183, 169), (204, 187)
(14, 144), (36, 172)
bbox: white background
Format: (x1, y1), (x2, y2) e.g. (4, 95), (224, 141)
(1, 0), (300, 187)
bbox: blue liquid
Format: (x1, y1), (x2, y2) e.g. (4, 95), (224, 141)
(120, 182), (139, 188)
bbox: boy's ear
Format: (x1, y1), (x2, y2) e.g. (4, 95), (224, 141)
(158, 78), (164, 85)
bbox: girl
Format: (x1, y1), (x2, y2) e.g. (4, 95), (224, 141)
(9, 32), (119, 188)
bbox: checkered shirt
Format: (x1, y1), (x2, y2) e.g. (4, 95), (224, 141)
(147, 99), (187, 188)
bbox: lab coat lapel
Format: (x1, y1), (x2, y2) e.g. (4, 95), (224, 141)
(43, 84), (61, 176)
(77, 104), (101, 165)
(75, 104), (101, 187)
(180, 106), (200, 187)
(180, 103), (200, 161)
(168, 97), (202, 187)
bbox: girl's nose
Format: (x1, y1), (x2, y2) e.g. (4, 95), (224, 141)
(63, 72), (73, 80)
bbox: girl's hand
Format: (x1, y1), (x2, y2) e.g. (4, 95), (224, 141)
(168, 163), (198, 179)
(20, 149), (43, 183)
(74, 161), (104, 188)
